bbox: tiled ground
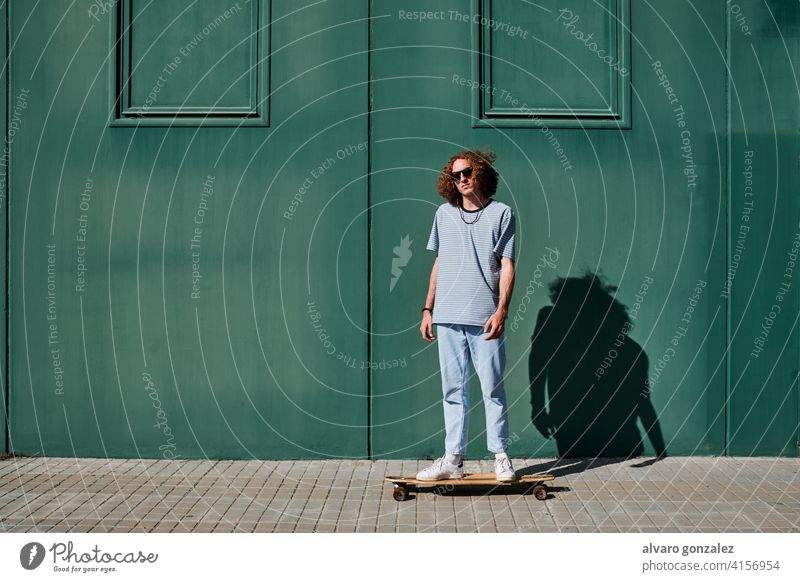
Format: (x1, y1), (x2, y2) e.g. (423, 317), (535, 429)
(1, 456), (798, 533)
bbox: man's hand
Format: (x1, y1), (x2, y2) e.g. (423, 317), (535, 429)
(420, 312), (436, 342)
(484, 308), (507, 339)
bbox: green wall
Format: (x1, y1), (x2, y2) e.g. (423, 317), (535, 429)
(4, 1), (798, 459)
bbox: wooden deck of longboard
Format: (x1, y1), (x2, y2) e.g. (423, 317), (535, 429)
(385, 473), (555, 487)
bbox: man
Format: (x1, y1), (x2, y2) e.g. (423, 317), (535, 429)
(418, 149), (517, 481)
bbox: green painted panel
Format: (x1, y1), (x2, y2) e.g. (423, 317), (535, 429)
(370, 0), (732, 459)
(728, 0), (800, 456)
(0, 0), (7, 455)
(8, 0), (369, 459)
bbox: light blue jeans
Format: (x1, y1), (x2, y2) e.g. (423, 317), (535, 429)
(436, 323), (510, 455)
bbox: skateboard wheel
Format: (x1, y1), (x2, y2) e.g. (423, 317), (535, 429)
(532, 485), (547, 501)
(393, 486), (409, 502)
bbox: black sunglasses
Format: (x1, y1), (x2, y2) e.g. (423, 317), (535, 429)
(450, 167), (473, 181)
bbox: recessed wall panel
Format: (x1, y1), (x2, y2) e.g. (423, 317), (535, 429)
(474, 0), (630, 128)
(111, 0), (270, 126)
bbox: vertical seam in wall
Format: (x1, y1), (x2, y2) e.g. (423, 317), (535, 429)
(3, 0), (9, 455)
(366, 0), (373, 460)
(724, 1), (731, 457)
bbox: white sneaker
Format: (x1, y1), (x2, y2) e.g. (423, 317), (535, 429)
(416, 456), (464, 481)
(494, 454), (516, 482)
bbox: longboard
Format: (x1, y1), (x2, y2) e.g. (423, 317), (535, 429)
(384, 472), (555, 501)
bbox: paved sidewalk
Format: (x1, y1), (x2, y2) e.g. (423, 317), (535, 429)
(0, 456), (798, 533)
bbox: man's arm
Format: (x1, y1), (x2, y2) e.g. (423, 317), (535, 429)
(497, 256), (515, 317)
(420, 257), (438, 342)
(424, 256), (438, 310)
(484, 257), (515, 339)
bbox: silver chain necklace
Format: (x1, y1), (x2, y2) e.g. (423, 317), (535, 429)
(459, 197), (489, 224)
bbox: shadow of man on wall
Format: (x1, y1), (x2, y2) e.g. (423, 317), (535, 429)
(528, 272), (667, 460)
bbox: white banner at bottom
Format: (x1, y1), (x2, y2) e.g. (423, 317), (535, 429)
(0, 532), (798, 581)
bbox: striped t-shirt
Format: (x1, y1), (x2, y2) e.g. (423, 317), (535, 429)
(426, 198), (516, 326)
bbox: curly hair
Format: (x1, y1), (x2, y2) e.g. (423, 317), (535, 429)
(436, 148), (499, 206)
